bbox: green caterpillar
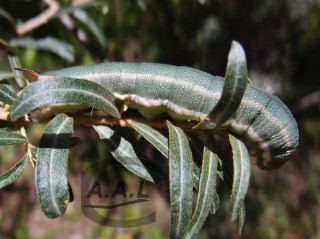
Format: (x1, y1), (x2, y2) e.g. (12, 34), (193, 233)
(35, 62), (299, 170)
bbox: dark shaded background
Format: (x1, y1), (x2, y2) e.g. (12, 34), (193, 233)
(0, 0), (319, 238)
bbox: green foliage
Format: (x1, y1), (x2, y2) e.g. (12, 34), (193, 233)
(10, 77), (120, 121)
(71, 8), (107, 50)
(9, 37), (75, 63)
(129, 121), (169, 158)
(93, 125), (161, 183)
(0, 84), (17, 105)
(0, 38), (259, 238)
(0, 1), (308, 238)
(36, 114), (73, 218)
(167, 121), (194, 238)
(129, 120), (203, 192)
(229, 134), (251, 232)
(0, 153), (29, 189)
(183, 142), (219, 239)
(0, 130), (27, 145)
(0, 72), (15, 81)
(208, 41), (248, 127)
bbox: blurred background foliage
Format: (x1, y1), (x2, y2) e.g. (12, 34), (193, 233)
(0, 0), (319, 238)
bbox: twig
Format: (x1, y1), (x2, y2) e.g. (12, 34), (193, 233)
(16, 0), (60, 35)
(0, 108), (228, 135)
(73, 115), (199, 130)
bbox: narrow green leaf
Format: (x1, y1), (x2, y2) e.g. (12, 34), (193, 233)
(210, 188), (220, 215)
(206, 138), (220, 215)
(0, 153), (29, 189)
(238, 202), (246, 235)
(192, 121), (217, 130)
(9, 37), (75, 62)
(208, 40), (248, 126)
(72, 9), (107, 49)
(0, 130), (27, 145)
(192, 162), (200, 190)
(129, 121), (201, 190)
(183, 143), (219, 239)
(167, 121), (193, 239)
(228, 134), (250, 222)
(8, 54), (26, 89)
(54, 2), (107, 18)
(36, 114), (73, 218)
(0, 84), (17, 105)
(10, 77), (120, 121)
(93, 125), (161, 183)
(0, 72), (16, 81)
(128, 121), (169, 158)
(0, 7), (16, 26)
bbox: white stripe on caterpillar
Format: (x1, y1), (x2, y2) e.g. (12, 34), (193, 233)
(36, 62), (298, 170)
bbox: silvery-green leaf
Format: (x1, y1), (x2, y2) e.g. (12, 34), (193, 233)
(72, 9), (107, 50)
(183, 143), (219, 239)
(0, 130), (27, 145)
(10, 77), (120, 121)
(8, 54), (26, 89)
(208, 41), (248, 126)
(238, 202), (246, 235)
(55, 2), (107, 17)
(0, 84), (17, 105)
(0, 72), (15, 81)
(128, 121), (168, 158)
(0, 153), (29, 189)
(210, 188), (220, 215)
(167, 121), (193, 239)
(228, 134), (250, 222)
(192, 162), (200, 190)
(129, 121), (200, 189)
(9, 37), (75, 62)
(192, 121), (217, 130)
(205, 138), (220, 215)
(36, 114), (73, 218)
(93, 125), (161, 183)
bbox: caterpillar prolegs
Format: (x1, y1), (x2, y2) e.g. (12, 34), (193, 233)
(37, 62), (299, 170)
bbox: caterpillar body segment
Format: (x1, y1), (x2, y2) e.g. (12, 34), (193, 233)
(38, 62), (299, 169)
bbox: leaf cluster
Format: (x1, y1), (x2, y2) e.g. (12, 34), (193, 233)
(0, 40), (253, 238)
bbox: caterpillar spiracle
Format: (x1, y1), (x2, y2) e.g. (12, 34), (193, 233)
(36, 62), (299, 170)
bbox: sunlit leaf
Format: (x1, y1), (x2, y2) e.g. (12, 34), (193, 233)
(10, 77), (120, 121)
(129, 121), (168, 157)
(9, 37), (75, 62)
(0, 130), (27, 145)
(0, 153), (29, 189)
(7, 54), (26, 89)
(93, 125), (161, 183)
(36, 114), (73, 218)
(238, 202), (246, 235)
(55, 2), (107, 17)
(167, 121), (193, 239)
(0, 84), (17, 105)
(229, 134), (250, 222)
(129, 121), (200, 187)
(192, 121), (217, 130)
(0, 72), (16, 81)
(192, 162), (200, 190)
(183, 143), (219, 239)
(208, 41), (248, 126)
(72, 8), (107, 49)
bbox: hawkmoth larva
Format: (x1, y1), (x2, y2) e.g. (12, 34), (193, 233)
(30, 62), (299, 170)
